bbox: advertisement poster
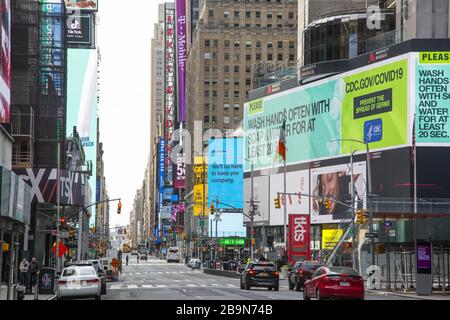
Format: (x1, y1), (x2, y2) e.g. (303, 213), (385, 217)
(243, 175), (269, 223)
(322, 224), (343, 250)
(415, 52), (450, 145)
(158, 139), (165, 222)
(176, 0), (186, 122)
(0, 0), (10, 123)
(416, 240), (432, 273)
(67, 49), (98, 220)
(310, 161), (366, 223)
(65, 0), (98, 11)
(288, 214), (310, 264)
(67, 13), (92, 45)
(207, 138), (243, 209)
(174, 153), (185, 189)
(193, 156), (207, 217)
(244, 56), (410, 172)
(270, 170), (309, 226)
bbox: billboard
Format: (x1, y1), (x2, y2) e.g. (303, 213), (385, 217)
(65, 0), (98, 11)
(288, 214), (310, 264)
(415, 52), (450, 145)
(176, 0), (186, 122)
(0, 0), (10, 123)
(158, 138), (165, 223)
(244, 55), (410, 172)
(207, 138), (243, 209)
(243, 175), (269, 224)
(310, 161), (366, 224)
(322, 224), (344, 250)
(193, 156), (207, 217)
(174, 153), (185, 189)
(164, 6), (175, 186)
(67, 13), (93, 45)
(67, 49), (98, 219)
(270, 170), (309, 226)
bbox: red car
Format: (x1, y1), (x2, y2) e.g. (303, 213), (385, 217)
(303, 266), (364, 300)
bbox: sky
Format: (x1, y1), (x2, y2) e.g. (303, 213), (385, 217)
(97, 0), (163, 229)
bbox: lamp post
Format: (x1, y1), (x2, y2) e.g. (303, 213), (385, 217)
(330, 138), (374, 266)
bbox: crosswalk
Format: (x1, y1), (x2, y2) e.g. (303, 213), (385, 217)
(108, 283), (289, 290)
(125, 270), (201, 276)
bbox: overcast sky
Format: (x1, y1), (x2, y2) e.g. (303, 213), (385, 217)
(97, 0), (162, 229)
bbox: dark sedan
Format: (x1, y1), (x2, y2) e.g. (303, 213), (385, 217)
(288, 260), (324, 291)
(240, 261), (279, 291)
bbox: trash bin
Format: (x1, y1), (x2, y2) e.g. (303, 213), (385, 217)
(222, 261), (229, 270)
(16, 285), (25, 301)
(38, 268), (56, 294)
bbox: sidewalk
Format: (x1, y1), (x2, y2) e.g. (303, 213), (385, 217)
(366, 289), (450, 300)
(0, 285), (56, 300)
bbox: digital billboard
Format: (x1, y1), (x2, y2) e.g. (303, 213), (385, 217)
(207, 138), (243, 209)
(67, 49), (98, 220)
(193, 156), (207, 217)
(176, 0), (186, 122)
(244, 55), (410, 172)
(67, 13), (93, 45)
(243, 175), (269, 224)
(65, 0), (98, 11)
(269, 170), (309, 226)
(310, 161), (366, 224)
(415, 52), (450, 145)
(0, 0), (10, 123)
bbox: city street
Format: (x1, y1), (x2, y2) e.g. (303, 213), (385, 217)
(103, 255), (412, 301)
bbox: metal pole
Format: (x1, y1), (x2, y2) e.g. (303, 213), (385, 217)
(77, 210), (83, 261)
(283, 156), (287, 259)
(201, 156), (205, 264)
(250, 162), (254, 261)
(366, 142), (375, 266)
(350, 149), (357, 272)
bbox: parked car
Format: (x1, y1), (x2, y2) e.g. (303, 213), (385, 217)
(288, 260), (324, 291)
(167, 247), (181, 263)
(57, 265), (101, 300)
(100, 258), (113, 282)
(188, 258), (201, 269)
(140, 253), (148, 260)
(303, 266), (365, 300)
(131, 249), (138, 255)
(240, 261), (279, 291)
(71, 260), (107, 294)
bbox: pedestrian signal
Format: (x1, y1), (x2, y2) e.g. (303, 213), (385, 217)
(117, 200), (122, 214)
(274, 195), (281, 209)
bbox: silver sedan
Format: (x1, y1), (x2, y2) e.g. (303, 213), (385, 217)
(57, 266), (102, 300)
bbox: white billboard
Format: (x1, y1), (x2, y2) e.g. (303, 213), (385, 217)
(244, 175), (269, 224)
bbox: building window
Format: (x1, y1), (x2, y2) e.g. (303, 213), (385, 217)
(204, 90), (209, 97)
(246, 11), (251, 18)
(204, 80), (210, 85)
(246, 23), (251, 28)
(224, 65), (230, 72)
(204, 52), (211, 59)
(267, 12), (272, 19)
(246, 65), (251, 73)
(225, 40), (230, 47)
(278, 53), (283, 60)
(212, 116), (217, 124)
(234, 23), (240, 28)
(212, 90), (217, 97)
(288, 12), (294, 19)
(224, 79), (230, 86)
(255, 53), (261, 60)
(235, 53), (240, 61)
(234, 80), (240, 86)
(234, 11), (239, 18)
(246, 54), (251, 61)
(234, 40), (240, 48)
(246, 40), (252, 48)
(205, 39), (210, 47)
(246, 78), (251, 85)
(277, 24), (282, 29)
(204, 65), (210, 72)
(234, 66), (240, 73)
(234, 104), (240, 111)
(267, 24), (272, 28)
(277, 13), (282, 19)
(224, 104), (230, 110)
(224, 91), (230, 98)
(209, 10), (214, 18)
(204, 115), (210, 122)
(289, 41), (295, 49)
(224, 116), (230, 124)
(256, 11), (261, 18)
(267, 42), (273, 49)
(289, 54), (295, 61)
(256, 41), (261, 48)
(268, 53), (272, 60)
(256, 23), (261, 28)
(212, 65), (218, 72)
(204, 103), (209, 110)
(212, 52), (218, 59)
(234, 91), (240, 98)
(234, 116), (240, 124)
(225, 52), (230, 60)
(213, 39), (219, 47)
(224, 11), (230, 18)
(278, 41), (283, 49)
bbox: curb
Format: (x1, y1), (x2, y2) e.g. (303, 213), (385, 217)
(365, 290), (448, 300)
(48, 295), (57, 300)
(203, 268), (241, 279)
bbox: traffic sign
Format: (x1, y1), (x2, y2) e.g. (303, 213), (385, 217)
(111, 258), (119, 269)
(365, 233), (379, 238)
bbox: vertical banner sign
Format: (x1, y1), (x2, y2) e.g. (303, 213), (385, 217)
(165, 6), (175, 186)
(176, 0), (186, 122)
(158, 138), (165, 233)
(174, 153), (186, 189)
(0, 0), (10, 123)
(193, 156), (208, 217)
(416, 52), (450, 144)
(288, 214), (310, 265)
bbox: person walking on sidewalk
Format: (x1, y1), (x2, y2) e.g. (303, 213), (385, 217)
(29, 257), (39, 292)
(19, 258), (30, 287)
(126, 254), (129, 266)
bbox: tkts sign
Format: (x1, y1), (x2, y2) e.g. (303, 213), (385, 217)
(165, 7), (175, 186)
(15, 168), (87, 206)
(288, 214), (310, 265)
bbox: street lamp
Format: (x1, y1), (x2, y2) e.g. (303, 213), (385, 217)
(330, 138), (375, 266)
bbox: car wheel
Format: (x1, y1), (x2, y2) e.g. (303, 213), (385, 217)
(303, 289), (310, 301)
(240, 279), (245, 290)
(95, 295), (101, 300)
(288, 278), (294, 290)
(268, 287), (272, 291)
(245, 281), (250, 290)
(274, 285), (279, 291)
(317, 289), (322, 300)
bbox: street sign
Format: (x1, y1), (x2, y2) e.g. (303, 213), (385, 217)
(384, 220), (392, 230)
(365, 233), (379, 238)
(111, 258), (119, 269)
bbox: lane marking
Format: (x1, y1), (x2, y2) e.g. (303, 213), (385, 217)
(127, 285), (138, 289)
(142, 285), (154, 288)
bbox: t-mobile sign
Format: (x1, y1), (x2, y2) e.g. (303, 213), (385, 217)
(288, 214), (310, 265)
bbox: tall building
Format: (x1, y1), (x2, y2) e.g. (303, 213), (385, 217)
(185, 0), (298, 213)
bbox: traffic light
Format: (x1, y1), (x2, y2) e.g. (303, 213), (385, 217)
(68, 229), (75, 238)
(117, 200), (122, 214)
(210, 203), (215, 214)
(356, 209), (366, 224)
(274, 195), (281, 209)
(59, 217), (66, 226)
(324, 198), (331, 211)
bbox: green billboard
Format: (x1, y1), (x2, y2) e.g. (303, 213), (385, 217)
(244, 57), (409, 171)
(67, 49), (98, 223)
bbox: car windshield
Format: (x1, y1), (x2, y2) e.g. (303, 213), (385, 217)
(303, 262), (324, 270)
(252, 263), (276, 271)
(328, 267), (359, 276)
(63, 267), (97, 277)
(169, 249), (179, 253)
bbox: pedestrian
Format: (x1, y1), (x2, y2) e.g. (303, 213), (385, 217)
(19, 258), (30, 287)
(267, 232), (274, 252)
(137, 253), (140, 264)
(29, 257), (39, 292)
(126, 254), (129, 266)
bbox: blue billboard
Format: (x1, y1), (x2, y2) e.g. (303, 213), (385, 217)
(208, 138), (244, 209)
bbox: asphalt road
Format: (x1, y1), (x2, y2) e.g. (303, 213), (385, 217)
(103, 255), (411, 300)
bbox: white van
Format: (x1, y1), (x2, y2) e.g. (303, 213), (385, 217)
(167, 247), (181, 263)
